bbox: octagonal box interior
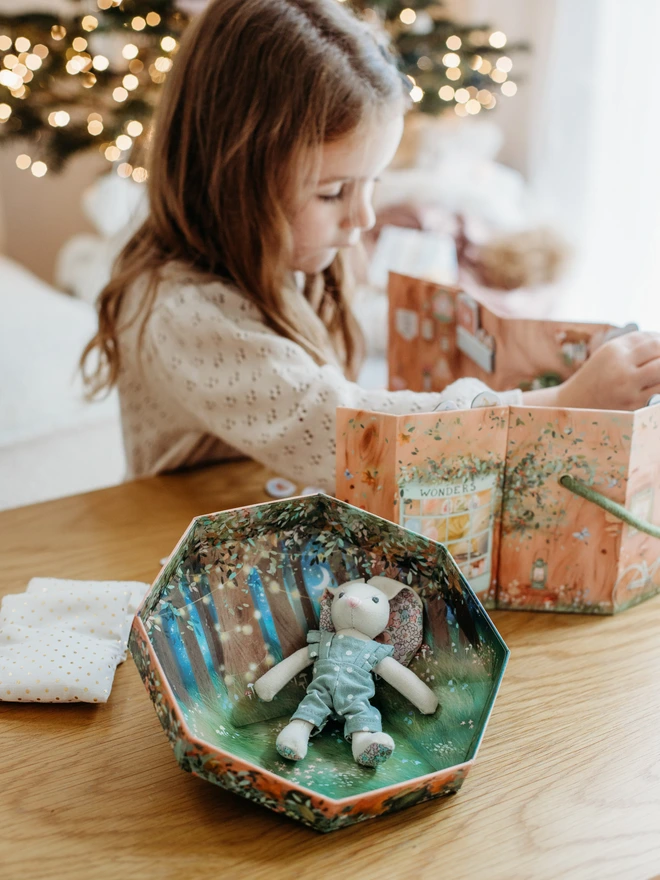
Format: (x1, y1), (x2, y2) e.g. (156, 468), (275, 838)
(129, 495), (509, 832)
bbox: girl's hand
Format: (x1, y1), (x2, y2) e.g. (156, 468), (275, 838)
(523, 331), (660, 411)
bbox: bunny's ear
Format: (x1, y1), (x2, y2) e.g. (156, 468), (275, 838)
(329, 578), (365, 595)
(367, 576), (407, 600)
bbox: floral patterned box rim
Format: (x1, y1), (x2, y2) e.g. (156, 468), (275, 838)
(132, 611), (475, 807)
(130, 493), (509, 830)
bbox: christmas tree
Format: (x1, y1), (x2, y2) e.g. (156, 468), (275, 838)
(0, 1), (524, 179)
(0, 0), (191, 180)
(349, 1), (526, 116)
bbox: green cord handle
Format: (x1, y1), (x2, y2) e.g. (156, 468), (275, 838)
(559, 474), (660, 539)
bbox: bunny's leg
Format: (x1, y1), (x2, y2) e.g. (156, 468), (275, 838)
(276, 719), (314, 761)
(277, 684), (332, 761)
(341, 694), (395, 767)
(351, 730), (395, 768)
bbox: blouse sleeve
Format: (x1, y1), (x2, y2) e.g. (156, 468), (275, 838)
(499, 388), (524, 405)
(143, 284), (506, 492)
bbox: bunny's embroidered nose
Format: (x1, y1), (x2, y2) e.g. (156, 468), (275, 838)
(347, 597), (361, 608)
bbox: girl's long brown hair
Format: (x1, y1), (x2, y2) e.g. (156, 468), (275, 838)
(81, 0), (408, 396)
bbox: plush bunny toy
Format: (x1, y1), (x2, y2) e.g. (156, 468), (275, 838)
(254, 576), (438, 768)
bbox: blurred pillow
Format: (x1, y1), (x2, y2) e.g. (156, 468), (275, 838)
(0, 255), (119, 446)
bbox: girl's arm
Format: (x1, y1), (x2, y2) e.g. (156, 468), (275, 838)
(142, 284), (509, 492)
(522, 331), (660, 410)
(374, 655), (438, 715)
(521, 386), (565, 407)
(254, 647), (313, 702)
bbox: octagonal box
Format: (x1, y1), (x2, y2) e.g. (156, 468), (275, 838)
(129, 494), (509, 832)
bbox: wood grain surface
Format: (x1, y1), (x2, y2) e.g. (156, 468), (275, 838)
(1, 459), (659, 880)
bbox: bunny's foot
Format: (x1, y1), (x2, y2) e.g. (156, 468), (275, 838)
(276, 719), (313, 761)
(352, 731), (395, 768)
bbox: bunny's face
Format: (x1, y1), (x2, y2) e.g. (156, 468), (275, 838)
(330, 581), (391, 638)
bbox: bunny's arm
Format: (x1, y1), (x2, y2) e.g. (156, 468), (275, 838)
(374, 656), (439, 715)
(253, 647), (313, 702)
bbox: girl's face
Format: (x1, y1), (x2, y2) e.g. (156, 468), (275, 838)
(290, 112), (404, 275)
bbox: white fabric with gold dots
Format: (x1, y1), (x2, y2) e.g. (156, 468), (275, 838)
(0, 578), (148, 703)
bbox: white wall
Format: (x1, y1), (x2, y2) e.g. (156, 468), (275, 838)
(0, 145), (105, 284)
(446, 0), (555, 176)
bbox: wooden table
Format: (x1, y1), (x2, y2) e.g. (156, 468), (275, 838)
(1, 460), (659, 880)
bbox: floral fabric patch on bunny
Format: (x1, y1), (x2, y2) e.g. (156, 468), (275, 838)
(318, 582), (423, 667)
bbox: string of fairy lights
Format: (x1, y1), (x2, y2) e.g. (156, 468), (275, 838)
(345, 1), (522, 117)
(0, 1), (518, 180)
(0, 1), (188, 181)
(408, 26), (517, 116)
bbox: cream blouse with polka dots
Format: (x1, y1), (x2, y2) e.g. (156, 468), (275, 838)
(116, 265), (522, 491)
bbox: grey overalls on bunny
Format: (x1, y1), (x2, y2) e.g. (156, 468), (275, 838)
(291, 629), (394, 740)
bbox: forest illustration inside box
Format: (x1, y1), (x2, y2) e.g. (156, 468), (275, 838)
(131, 495), (508, 829)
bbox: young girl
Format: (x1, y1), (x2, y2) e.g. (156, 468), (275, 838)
(82, 0), (660, 493)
